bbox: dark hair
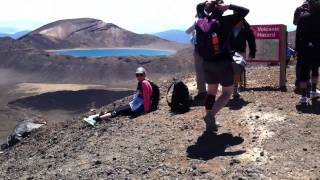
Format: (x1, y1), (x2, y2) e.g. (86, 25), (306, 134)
(196, 2), (206, 18)
(309, 0), (320, 13)
(197, 1), (224, 18)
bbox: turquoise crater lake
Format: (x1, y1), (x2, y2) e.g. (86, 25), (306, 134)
(52, 49), (175, 57)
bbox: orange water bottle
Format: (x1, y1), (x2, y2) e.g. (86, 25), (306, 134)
(211, 33), (220, 55)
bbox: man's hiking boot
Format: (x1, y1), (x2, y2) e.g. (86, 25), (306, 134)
(204, 112), (218, 132)
(233, 91), (241, 99)
(310, 90), (320, 100)
(298, 96), (312, 106)
(233, 87), (241, 99)
(194, 92), (207, 100)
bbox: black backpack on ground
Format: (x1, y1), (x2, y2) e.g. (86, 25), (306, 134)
(166, 80), (191, 113)
(148, 81), (160, 111)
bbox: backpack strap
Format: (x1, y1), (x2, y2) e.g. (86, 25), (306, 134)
(166, 81), (175, 107)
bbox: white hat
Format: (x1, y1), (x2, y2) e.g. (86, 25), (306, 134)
(135, 67), (146, 74)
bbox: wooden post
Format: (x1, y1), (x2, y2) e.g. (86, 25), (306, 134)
(279, 25), (287, 91)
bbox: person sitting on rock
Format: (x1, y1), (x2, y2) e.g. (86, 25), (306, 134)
(93, 67), (154, 122)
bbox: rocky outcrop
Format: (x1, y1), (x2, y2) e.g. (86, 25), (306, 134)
(19, 18), (180, 50)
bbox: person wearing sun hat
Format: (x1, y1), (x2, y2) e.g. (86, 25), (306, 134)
(83, 67), (154, 125)
(102, 66), (152, 117)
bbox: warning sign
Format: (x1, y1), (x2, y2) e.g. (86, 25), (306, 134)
(249, 24), (286, 63)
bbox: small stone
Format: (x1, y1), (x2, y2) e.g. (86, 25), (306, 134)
(199, 168), (209, 174)
(256, 157), (262, 162)
(260, 151), (265, 156)
(230, 159), (241, 166)
(303, 148), (307, 151)
(94, 160), (102, 165)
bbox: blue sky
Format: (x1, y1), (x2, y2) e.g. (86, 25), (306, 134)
(0, 0), (304, 34)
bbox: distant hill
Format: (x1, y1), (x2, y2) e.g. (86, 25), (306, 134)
(0, 37), (35, 50)
(19, 18), (183, 50)
(153, 30), (191, 44)
(0, 30), (30, 39)
(0, 37), (193, 85)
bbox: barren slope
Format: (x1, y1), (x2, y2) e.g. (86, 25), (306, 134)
(0, 66), (319, 179)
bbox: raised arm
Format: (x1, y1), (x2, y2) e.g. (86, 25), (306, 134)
(219, 4), (250, 26)
(245, 22), (256, 58)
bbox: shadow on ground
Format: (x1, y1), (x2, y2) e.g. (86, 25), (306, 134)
(226, 98), (251, 110)
(8, 89), (134, 114)
(296, 99), (320, 115)
(187, 131), (245, 161)
(245, 86), (282, 92)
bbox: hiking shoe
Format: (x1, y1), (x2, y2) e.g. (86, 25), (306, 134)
(233, 91), (241, 99)
(233, 87), (241, 99)
(310, 90), (320, 100)
(194, 92), (207, 99)
(298, 96), (311, 106)
(204, 112), (218, 132)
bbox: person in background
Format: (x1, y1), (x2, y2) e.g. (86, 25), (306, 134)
(194, 0), (249, 132)
(296, 0), (320, 105)
(230, 19), (256, 98)
(95, 67), (153, 121)
(293, 0), (320, 99)
(185, 8), (207, 102)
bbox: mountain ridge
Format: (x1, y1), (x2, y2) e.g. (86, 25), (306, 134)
(0, 30), (30, 39)
(153, 29), (191, 44)
(19, 18), (182, 50)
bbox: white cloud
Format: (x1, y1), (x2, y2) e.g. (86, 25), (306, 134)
(0, 0), (304, 33)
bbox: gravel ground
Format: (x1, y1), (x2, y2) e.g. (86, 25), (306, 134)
(0, 65), (319, 179)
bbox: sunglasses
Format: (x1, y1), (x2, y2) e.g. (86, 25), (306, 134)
(135, 73), (144, 77)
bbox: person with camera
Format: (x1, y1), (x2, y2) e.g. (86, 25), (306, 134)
(194, 0), (249, 132)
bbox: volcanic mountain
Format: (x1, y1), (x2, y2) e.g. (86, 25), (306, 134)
(19, 18), (178, 50)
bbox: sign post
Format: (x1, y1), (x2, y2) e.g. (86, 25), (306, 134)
(249, 24), (287, 90)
